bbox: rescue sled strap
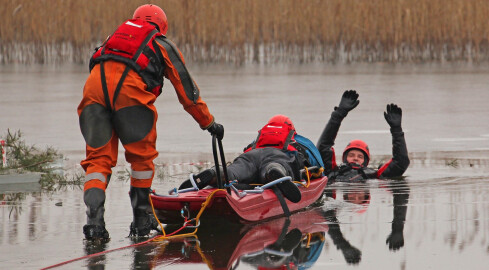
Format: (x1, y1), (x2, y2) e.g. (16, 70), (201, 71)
(297, 166), (324, 188)
(272, 187), (291, 217)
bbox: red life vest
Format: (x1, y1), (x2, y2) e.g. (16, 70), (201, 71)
(89, 19), (165, 96)
(245, 118), (298, 153)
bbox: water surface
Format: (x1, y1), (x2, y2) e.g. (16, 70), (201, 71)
(1, 63), (489, 269)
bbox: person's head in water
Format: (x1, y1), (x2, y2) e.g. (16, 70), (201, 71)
(342, 139), (370, 167)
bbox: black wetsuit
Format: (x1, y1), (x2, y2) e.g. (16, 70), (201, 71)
(316, 109), (410, 184)
(221, 135), (320, 187)
(226, 147), (303, 185)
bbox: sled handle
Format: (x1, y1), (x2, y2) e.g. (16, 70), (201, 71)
(212, 134), (230, 194)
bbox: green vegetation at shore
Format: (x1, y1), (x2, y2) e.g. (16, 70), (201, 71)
(0, 130), (83, 190)
(1, 0), (488, 64)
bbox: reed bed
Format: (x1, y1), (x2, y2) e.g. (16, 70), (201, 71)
(1, 0), (488, 64)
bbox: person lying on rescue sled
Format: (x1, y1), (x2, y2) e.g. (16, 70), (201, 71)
(78, 4), (224, 241)
(179, 115), (325, 203)
(316, 90), (410, 184)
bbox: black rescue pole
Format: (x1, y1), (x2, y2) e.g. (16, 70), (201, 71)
(212, 134), (231, 194)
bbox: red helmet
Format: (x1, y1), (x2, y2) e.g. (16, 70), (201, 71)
(267, 115), (295, 130)
(342, 139), (370, 166)
(133, 4), (168, 35)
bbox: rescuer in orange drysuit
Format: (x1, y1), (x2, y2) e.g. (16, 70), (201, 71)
(78, 4), (224, 240)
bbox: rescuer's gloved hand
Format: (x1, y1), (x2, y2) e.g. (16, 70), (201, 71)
(384, 103), (403, 132)
(335, 90), (360, 117)
(207, 122), (224, 140)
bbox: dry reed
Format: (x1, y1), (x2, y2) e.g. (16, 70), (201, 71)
(1, 0), (488, 64)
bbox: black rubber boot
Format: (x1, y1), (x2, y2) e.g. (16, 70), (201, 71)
(264, 163), (302, 203)
(178, 166), (222, 190)
(129, 187), (160, 237)
(83, 188), (110, 241)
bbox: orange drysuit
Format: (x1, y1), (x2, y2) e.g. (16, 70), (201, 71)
(78, 39), (214, 192)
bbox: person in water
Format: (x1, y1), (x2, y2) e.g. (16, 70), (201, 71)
(316, 90), (410, 183)
(78, 4), (224, 241)
(179, 114), (325, 203)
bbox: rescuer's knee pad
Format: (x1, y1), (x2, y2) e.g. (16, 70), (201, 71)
(79, 103), (113, 148)
(113, 105), (154, 145)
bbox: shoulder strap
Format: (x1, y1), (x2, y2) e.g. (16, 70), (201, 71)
(99, 62), (112, 111)
(155, 36), (199, 103)
(112, 66), (131, 107)
(282, 129), (296, 150)
(251, 130), (261, 150)
(152, 39), (165, 68)
(112, 29), (157, 107)
(133, 29), (158, 62)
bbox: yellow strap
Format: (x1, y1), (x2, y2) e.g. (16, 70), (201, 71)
(295, 167), (324, 188)
(311, 167), (324, 178)
(149, 189), (225, 241)
(302, 166), (312, 187)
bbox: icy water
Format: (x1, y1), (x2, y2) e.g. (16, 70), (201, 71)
(1, 63), (489, 269)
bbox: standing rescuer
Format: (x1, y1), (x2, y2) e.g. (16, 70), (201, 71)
(78, 4), (224, 240)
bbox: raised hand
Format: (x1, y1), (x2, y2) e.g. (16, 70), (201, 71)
(335, 90), (360, 117)
(384, 103), (402, 130)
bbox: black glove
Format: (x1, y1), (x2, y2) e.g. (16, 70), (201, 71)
(384, 103), (403, 132)
(386, 231), (405, 251)
(207, 122), (224, 140)
(335, 90), (360, 117)
(341, 245), (362, 264)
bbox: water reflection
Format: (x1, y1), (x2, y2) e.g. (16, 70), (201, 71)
(84, 241), (108, 270)
(77, 180), (411, 269)
(385, 181), (410, 252)
(99, 209), (330, 269)
(2, 162), (489, 269)
(2, 62), (489, 268)
(0, 182), (41, 193)
(0, 192), (28, 225)
(237, 218), (326, 269)
(322, 179), (410, 264)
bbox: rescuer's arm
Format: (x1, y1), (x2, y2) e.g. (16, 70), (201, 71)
(156, 37), (224, 139)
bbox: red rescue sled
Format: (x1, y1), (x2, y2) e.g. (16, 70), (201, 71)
(151, 135), (327, 224)
(150, 175), (327, 224)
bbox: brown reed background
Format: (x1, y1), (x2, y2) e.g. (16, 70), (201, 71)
(1, 0), (488, 64)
